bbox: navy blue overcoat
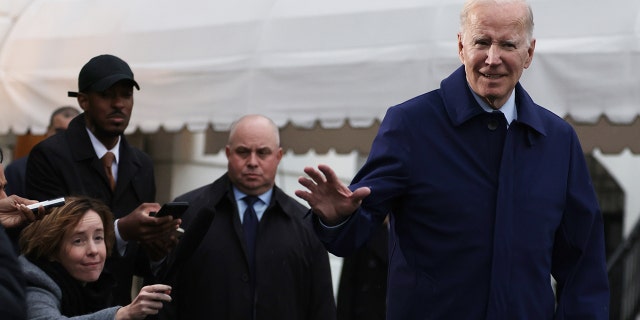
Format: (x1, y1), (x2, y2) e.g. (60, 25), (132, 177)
(317, 66), (609, 319)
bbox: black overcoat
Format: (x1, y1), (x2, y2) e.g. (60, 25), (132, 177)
(161, 174), (336, 320)
(25, 114), (156, 306)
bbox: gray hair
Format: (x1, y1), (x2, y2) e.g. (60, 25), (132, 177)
(460, 0), (534, 43)
(48, 106), (80, 128)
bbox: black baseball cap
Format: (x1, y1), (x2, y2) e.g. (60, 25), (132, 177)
(68, 54), (140, 97)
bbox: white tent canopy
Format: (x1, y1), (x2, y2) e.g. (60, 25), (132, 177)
(1, 0), (640, 138)
(5, 0), (640, 272)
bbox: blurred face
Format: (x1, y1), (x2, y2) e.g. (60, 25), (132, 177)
(46, 113), (74, 137)
(226, 117), (283, 196)
(458, 1), (535, 109)
(58, 210), (106, 284)
(78, 80), (134, 147)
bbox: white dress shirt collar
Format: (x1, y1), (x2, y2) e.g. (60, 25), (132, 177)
(470, 88), (518, 126)
(86, 127), (121, 163)
(233, 186), (273, 222)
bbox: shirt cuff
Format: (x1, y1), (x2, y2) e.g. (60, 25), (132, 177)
(318, 215), (351, 229)
(314, 214), (352, 242)
(114, 219), (128, 256)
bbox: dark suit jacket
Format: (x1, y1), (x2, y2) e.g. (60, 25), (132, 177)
(0, 226), (26, 319)
(25, 114), (156, 306)
(4, 155), (27, 197)
(161, 174), (336, 320)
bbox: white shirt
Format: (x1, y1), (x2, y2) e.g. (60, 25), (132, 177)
(86, 128), (128, 255)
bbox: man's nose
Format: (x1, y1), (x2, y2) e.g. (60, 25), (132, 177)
(486, 45), (502, 65)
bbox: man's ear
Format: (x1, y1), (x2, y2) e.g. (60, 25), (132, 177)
(524, 38), (536, 69)
(77, 94), (88, 111)
(457, 33), (465, 64)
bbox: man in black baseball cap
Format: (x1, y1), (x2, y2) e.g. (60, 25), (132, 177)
(67, 54), (139, 97)
(26, 54), (179, 307)
(65, 54), (140, 144)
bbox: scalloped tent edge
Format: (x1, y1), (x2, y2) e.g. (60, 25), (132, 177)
(1, 0), (640, 154)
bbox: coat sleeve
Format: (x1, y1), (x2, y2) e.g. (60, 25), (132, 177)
(0, 227), (26, 320)
(23, 257), (120, 320)
(26, 284), (119, 320)
(551, 132), (609, 320)
(314, 105), (409, 257)
(307, 233), (338, 320)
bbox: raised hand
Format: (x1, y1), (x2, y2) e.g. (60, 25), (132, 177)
(295, 164), (370, 225)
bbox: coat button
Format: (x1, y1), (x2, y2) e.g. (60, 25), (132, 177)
(241, 273), (249, 282)
(487, 119), (499, 130)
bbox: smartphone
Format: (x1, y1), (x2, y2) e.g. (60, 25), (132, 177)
(150, 202), (189, 219)
(26, 197), (66, 213)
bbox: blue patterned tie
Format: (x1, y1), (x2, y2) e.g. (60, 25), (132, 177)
(242, 196), (259, 274)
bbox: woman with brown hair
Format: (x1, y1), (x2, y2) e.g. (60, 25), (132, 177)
(19, 196), (171, 319)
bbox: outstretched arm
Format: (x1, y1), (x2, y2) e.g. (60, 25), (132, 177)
(116, 284), (172, 320)
(295, 164), (370, 226)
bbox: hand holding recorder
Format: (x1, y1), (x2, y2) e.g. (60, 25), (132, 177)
(0, 194), (47, 228)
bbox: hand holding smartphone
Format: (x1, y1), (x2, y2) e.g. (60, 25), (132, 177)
(149, 202), (189, 219)
(150, 202), (188, 240)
